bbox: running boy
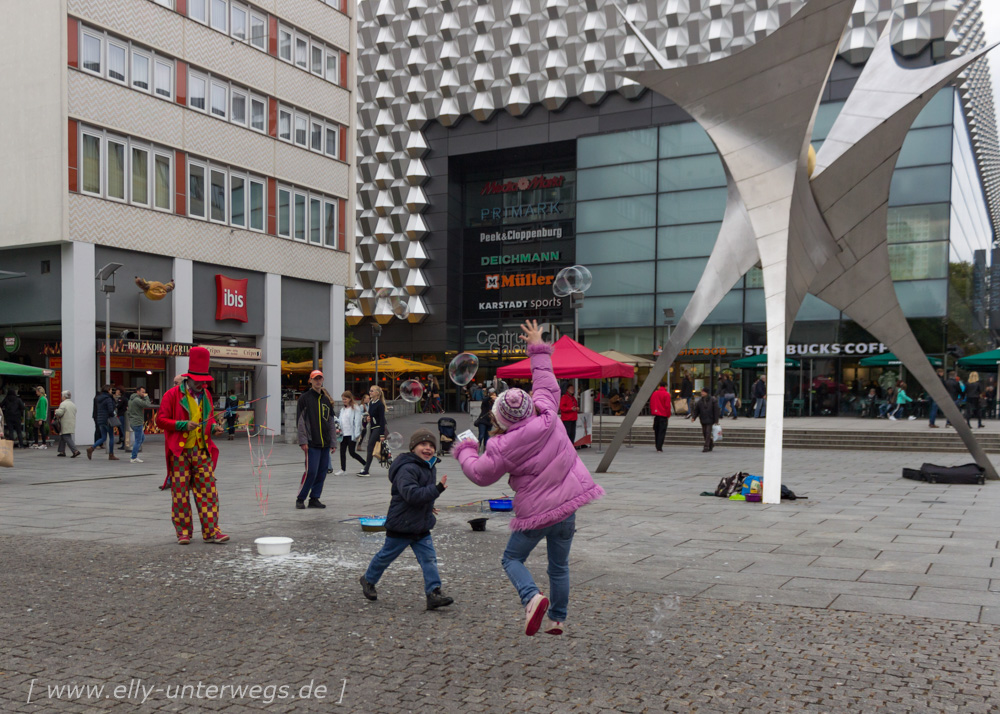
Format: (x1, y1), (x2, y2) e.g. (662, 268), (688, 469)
(360, 429), (454, 610)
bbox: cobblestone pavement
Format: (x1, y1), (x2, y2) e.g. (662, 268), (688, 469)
(3, 413), (1000, 712)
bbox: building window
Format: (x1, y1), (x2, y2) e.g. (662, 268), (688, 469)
(325, 127), (337, 158)
(231, 88), (247, 126)
(311, 45), (324, 76)
(81, 132), (102, 195)
(230, 174), (245, 227)
(154, 59), (173, 99)
(294, 114), (307, 147)
(210, 0), (228, 32)
(189, 0), (207, 23)
(311, 121), (323, 152)
(250, 95), (266, 132)
(152, 0), (173, 8)
(209, 169), (227, 222)
(189, 161), (206, 218)
(278, 109), (292, 141)
(154, 152), (171, 211)
(249, 179), (264, 231)
(310, 197), (322, 244)
(81, 31), (102, 74)
(326, 51), (339, 83)
(230, 2), (247, 41)
(132, 146), (149, 205)
(279, 26), (292, 61)
(106, 137), (127, 201)
(278, 189), (291, 236)
(189, 71), (207, 111)
(107, 40), (128, 84)
(250, 12), (266, 50)
(294, 192), (306, 240)
(131, 49), (151, 91)
(210, 81), (228, 118)
(324, 201), (336, 247)
(294, 36), (308, 69)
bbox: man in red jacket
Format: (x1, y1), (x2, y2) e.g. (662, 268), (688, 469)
(650, 383), (672, 452)
(156, 346), (228, 545)
(559, 384), (579, 447)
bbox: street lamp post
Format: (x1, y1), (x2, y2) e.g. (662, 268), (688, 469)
(96, 263), (124, 388)
(372, 323), (382, 388)
(662, 308), (675, 390)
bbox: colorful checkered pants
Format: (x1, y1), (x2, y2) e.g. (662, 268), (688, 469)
(170, 447), (222, 541)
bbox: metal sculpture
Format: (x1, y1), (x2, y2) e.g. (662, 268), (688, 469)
(600, 1), (999, 496)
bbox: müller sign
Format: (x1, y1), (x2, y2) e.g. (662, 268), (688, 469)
(743, 342), (888, 356)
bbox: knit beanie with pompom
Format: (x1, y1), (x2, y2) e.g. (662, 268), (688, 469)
(492, 388), (534, 431)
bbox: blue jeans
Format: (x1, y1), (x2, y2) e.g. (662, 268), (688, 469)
(501, 512), (576, 623)
(753, 397), (766, 418)
(365, 534), (442, 594)
(297, 447), (330, 501)
(928, 400), (938, 425)
(93, 424), (114, 455)
(478, 423), (489, 446)
(130, 425), (145, 459)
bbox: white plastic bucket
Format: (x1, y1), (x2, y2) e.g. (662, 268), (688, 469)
(254, 536), (293, 556)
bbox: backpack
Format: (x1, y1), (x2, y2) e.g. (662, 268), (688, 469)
(715, 472), (748, 497)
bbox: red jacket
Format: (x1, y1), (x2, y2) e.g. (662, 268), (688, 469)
(650, 387), (672, 418)
(559, 393), (578, 422)
(156, 385), (220, 469)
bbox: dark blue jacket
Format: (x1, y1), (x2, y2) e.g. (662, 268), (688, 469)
(384, 452), (445, 538)
(93, 391), (116, 427)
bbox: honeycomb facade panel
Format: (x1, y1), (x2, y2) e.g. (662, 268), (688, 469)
(356, 0), (1000, 326)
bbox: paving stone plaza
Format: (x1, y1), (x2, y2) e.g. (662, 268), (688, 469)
(3, 411), (1000, 712)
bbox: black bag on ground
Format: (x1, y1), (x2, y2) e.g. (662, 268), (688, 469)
(715, 472), (748, 497)
(910, 462), (986, 485)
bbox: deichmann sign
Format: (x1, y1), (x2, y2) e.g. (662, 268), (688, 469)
(480, 174), (565, 196)
(743, 342), (889, 356)
(480, 251), (560, 266)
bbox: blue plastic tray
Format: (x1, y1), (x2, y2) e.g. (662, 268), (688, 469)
(359, 517), (387, 531)
(488, 499), (513, 511)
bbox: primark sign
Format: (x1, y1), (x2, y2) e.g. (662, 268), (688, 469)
(743, 342), (889, 356)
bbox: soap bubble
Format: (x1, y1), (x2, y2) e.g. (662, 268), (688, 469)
(390, 296), (409, 319)
(399, 379), (424, 403)
(448, 353), (479, 386)
(646, 595), (681, 644)
(386, 432), (404, 451)
(552, 265), (594, 297)
(375, 287), (393, 299)
(496, 380), (509, 394)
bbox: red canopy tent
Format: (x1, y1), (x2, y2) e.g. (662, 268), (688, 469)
(496, 335), (634, 379)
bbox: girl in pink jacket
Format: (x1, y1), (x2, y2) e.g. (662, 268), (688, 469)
(453, 320), (605, 637)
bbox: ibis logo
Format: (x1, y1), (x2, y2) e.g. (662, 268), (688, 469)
(484, 273), (555, 290)
(215, 275), (249, 323)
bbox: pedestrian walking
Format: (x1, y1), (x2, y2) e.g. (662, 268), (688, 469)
(717, 374), (738, 419)
(295, 370), (337, 509)
(888, 381), (914, 420)
(650, 383), (671, 452)
(33, 387), (49, 447)
(927, 368), (946, 428)
(53, 391), (81, 458)
(2, 388), (26, 448)
(358, 385), (387, 476)
(453, 319), (605, 637)
(114, 388), (129, 450)
(559, 384), (579, 446)
(944, 371), (962, 427)
(359, 428), (454, 610)
(680, 371), (693, 416)
(691, 388), (721, 452)
(335, 391), (367, 475)
(87, 384), (119, 460)
(475, 388), (496, 448)
(223, 390), (239, 440)
(965, 372), (984, 428)
(752, 375), (767, 418)
(128, 387), (151, 463)
(155, 346), (229, 545)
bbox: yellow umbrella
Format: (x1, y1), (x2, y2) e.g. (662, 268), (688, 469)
(281, 359), (365, 374)
(350, 357), (443, 375)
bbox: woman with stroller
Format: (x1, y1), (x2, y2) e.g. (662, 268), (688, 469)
(453, 320), (605, 637)
(336, 391), (368, 475)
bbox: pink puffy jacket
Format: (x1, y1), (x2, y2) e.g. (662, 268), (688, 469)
(453, 342), (605, 531)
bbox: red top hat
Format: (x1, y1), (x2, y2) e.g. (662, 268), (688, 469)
(183, 346), (214, 382)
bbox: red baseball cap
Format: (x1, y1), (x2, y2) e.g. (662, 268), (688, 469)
(309, 370), (323, 380)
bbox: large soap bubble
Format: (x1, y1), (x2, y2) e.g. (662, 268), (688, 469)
(448, 352), (479, 386)
(399, 379), (424, 403)
(375, 287), (393, 299)
(552, 265), (594, 297)
(390, 296), (409, 319)
(386, 432), (404, 451)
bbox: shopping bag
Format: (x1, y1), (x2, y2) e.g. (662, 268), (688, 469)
(711, 424), (723, 442)
(0, 439), (13, 467)
(672, 398), (689, 416)
(372, 440), (383, 460)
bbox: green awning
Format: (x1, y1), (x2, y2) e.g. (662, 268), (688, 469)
(0, 362), (53, 377)
(730, 354), (800, 368)
(858, 352), (942, 367)
(957, 349), (1000, 368)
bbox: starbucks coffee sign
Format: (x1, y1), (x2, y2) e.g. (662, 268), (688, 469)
(3, 332), (19, 353)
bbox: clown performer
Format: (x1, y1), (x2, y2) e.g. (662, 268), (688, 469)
(156, 346), (229, 545)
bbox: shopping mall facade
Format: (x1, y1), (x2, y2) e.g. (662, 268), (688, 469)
(351, 0), (1000, 414)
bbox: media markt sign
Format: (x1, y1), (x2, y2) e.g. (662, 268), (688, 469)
(3, 332), (19, 353)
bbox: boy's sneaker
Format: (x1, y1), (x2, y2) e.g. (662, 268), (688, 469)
(524, 593), (549, 636)
(360, 575), (378, 601)
(426, 588), (454, 610)
(544, 620), (564, 635)
(130, 458), (144, 464)
(334, 470), (345, 476)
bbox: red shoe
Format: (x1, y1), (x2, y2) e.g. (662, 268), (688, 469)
(204, 531), (230, 544)
(177, 533), (191, 545)
(524, 593), (549, 636)
(544, 620), (564, 635)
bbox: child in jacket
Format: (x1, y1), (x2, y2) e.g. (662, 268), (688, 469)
(453, 319), (605, 636)
(360, 428), (454, 611)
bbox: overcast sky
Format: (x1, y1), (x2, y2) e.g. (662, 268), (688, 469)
(982, 1), (1000, 109)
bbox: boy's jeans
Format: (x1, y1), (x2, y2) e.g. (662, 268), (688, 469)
(501, 512), (576, 622)
(365, 534), (441, 594)
(131, 425), (145, 459)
